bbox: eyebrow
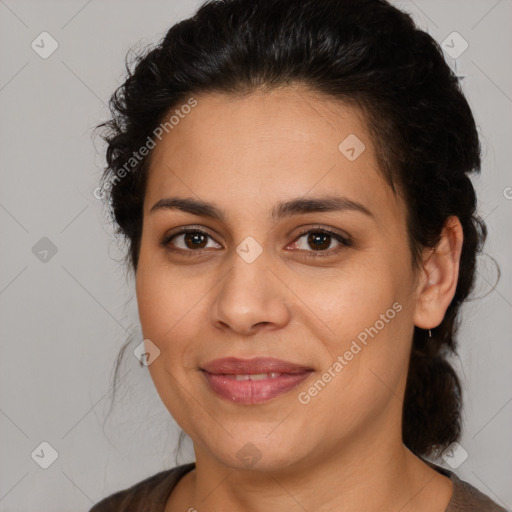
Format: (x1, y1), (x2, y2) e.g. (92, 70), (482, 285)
(149, 195), (373, 221)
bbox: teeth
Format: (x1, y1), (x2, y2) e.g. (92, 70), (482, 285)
(227, 372), (282, 381)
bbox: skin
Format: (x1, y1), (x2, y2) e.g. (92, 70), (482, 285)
(134, 85), (463, 512)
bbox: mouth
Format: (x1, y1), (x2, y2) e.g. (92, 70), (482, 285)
(200, 357), (314, 404)
(201, 356), (314, 375)
(213, 372), (293, 380)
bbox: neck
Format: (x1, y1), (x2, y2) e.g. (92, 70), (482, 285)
(167, 426), (453, 512)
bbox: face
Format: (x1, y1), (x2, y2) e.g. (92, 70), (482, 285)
(135, 86), (421, 473)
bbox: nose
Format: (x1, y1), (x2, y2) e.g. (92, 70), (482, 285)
(209, 250), (291, 335)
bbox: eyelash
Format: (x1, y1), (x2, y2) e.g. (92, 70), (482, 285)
(161, 226), (352, 259)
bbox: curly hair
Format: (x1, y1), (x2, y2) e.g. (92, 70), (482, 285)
(97, 0), (488, 460)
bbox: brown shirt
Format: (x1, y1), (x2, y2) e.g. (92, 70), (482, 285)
(89, 460), (508, 511)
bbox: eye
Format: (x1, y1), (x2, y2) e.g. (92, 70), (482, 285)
(162, 228), (221, 255)
(161, 226), (352, 258)
(289, 227), (352, 257)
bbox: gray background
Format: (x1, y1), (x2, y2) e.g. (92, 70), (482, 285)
(0, 0), (511, 510)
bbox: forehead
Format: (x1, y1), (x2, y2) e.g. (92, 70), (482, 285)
(149, 86), (372, 165)
(144, 86), (400, 223)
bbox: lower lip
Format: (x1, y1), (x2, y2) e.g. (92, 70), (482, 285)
(201, 371), (313, 404)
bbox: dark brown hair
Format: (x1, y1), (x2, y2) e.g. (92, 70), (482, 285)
(97, 0), (488, 461)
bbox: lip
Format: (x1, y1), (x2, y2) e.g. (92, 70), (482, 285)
(201, 356), (314, 375)
(200, 357), (314, 404)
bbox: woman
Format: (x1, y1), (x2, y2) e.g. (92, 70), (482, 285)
(90, 0), (507, 510)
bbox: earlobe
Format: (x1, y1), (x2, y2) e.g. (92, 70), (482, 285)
(413, 216), (464, 330)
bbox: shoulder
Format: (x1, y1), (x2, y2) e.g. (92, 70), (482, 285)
(422, 458), (507, 512)
(88, 462), (196, 512)
(447, 471), (509, 512)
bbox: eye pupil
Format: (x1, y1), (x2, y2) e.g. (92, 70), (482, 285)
(185, 232), (207, 249)
(308, 232), (330, 250)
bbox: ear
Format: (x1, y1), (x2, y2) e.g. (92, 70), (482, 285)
(413, 216), (464, 330)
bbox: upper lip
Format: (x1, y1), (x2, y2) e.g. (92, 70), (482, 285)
(201, 357), (314, 375)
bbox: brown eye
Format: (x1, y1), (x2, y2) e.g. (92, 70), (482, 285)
(291, 228), (351, 256)
(163, 229), (221, 255)
(306, 232), (332, 251)
(182, 232), (208, 249)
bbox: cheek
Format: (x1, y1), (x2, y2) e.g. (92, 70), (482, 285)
(135, 252), (204, 339)
(135, 258), (216, 391)
(135, 265), (205, 419)
(292, 253), (413, 397)
(135, 274), (172, 340)
(291, 253), (405, 338)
